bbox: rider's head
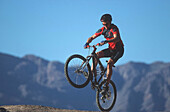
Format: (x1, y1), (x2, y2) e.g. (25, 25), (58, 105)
(100, 14), (112, 22)
(100, 14), (112, 28)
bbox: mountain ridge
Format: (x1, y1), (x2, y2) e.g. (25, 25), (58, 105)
(0, 52), (170, 112)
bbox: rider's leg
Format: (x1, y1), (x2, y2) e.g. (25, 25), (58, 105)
(100, 59), (114, 95)
(106, 46), (124, 86)
(91, 51), (104, 82)
(106, 59), (114, 86)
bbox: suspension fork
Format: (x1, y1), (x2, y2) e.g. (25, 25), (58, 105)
(79, 56), (91, 70)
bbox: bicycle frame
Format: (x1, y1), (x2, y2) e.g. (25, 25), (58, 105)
(81, 45), (107, 84)
(64, 45), (117, 111)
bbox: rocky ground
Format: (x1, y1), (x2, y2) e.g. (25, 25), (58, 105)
(0, 105), (97, 112)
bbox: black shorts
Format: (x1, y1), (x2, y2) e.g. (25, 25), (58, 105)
(102, 46), (124, 63)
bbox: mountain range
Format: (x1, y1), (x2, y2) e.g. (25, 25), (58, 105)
(0, 52), (170, 112)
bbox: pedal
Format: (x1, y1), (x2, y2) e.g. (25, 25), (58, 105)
(106, 90), (111, 100)
(100, 85), (109, 95)
(101, 95), (106, 103)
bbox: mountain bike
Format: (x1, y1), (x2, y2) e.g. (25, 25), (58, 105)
(64, 44), (117, 111)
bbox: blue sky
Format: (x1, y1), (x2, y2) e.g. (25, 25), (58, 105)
(0, 0), (170, 65)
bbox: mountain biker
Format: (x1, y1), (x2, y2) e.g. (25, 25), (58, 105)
(84, 14), (124, 93)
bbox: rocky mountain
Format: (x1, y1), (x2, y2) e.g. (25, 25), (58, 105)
(0, 52), (170, 112)
(113, 62), (170, 112)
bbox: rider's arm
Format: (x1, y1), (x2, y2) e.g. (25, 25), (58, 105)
(105, 34), (119, 43)
(86, 34), (97, 43)
(86, 27), (104, 44)
(84, 34), (98, 48)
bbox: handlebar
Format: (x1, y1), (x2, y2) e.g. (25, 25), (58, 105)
(86, 43), (102, 48)
(86, 43), (102, 54)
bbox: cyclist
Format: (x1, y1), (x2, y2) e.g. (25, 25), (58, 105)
(84, 14), (124, 93)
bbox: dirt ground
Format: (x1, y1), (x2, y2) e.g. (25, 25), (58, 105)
(0, 105), (98, 112)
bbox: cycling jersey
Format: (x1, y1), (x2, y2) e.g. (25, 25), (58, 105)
(95, 24), (124, 50)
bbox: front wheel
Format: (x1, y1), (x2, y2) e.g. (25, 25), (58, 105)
(96, 80), (117, 111)
(64, 54), (91, 88)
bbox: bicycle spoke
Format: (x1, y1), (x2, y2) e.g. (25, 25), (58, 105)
(65, 54), (91, 88)
(67, 57), (88, 86)
(97, 81), (116, 111)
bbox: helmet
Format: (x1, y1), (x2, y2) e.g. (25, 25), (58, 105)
(100, 14), (112, 22)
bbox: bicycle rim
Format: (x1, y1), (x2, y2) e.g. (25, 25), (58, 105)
(64, 54), (91, 88)
(96, 80), (117, 111)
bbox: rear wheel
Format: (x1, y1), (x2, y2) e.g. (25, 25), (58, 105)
(64, 54), (91, 88)
(96, 80), (117, 111)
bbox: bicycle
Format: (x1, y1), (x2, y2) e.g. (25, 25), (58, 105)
(64, 43), (117, 111)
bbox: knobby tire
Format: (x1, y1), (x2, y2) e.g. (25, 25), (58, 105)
(96, 80), (117, 111)
(64, 54), (91, 88)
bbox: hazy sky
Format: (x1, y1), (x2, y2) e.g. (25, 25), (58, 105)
(0, 0), (170, 65)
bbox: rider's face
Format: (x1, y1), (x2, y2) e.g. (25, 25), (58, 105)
(102, 21), (111, 29)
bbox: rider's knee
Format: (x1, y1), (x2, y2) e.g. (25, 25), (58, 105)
(107, 59), (114, 67)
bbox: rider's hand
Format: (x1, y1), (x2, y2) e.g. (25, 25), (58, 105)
(84, 43), (89, 49)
